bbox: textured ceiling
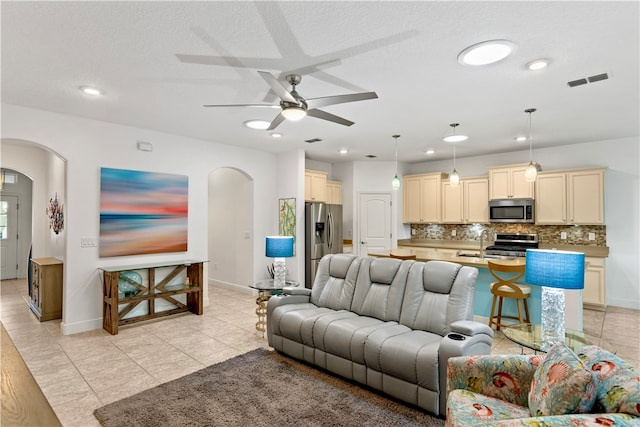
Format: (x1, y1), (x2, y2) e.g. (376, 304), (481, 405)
(2, 1), (638, 164)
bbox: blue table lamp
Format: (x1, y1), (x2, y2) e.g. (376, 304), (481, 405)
(266, 236), (294, 288)
(525, 249), (585, 349)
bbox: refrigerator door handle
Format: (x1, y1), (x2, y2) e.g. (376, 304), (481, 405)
(327, 211), (333, 251)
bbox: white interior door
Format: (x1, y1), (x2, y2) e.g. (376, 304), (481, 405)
(358, 193), (391, 255)
(0, 195), (19, 280)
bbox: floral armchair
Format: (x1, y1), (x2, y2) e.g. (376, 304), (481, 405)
(446, 344), (640, 426)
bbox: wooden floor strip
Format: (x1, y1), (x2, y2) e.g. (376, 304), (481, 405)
(1, 323), (62, 427)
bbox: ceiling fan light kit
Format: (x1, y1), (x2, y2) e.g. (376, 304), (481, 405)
(205, 71), (377, 131)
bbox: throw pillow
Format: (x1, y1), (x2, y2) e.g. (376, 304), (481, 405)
(528, 342), (597, 416)
(579, 345), (640, 416)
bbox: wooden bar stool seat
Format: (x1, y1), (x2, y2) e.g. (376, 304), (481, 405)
(389, 253), (416, 260)
(487, 261), (531, 331)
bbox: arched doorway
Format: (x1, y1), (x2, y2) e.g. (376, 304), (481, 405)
(207, 167), (254, 292)
(0, 168), (33, 280)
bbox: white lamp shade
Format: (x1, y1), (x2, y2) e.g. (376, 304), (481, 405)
(392, 174), (400, 190)
(265, 236), (294, 258)
(525, 249), (585, 290)
(450, 169), (460, 186)
(524, 162), (538, 182)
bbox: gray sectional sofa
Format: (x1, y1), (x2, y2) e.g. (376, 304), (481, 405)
(266, 253), (495, 417)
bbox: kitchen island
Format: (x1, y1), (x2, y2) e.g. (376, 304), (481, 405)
(369, 246), (584, 331)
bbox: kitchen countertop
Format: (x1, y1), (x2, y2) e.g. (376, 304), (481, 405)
(397, 239), (609, 258)
(369, 248), (525, 267)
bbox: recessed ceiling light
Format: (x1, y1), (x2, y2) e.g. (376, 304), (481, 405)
(271, 133), (282, 138)
(515, 136), (527, 142)
(339, 148), (349, 154)
(244, 120), (270, 130)
(458, 39), (517, 66)
(79, 86), (103, 96)
(425, 149), (435, 155)
(527, 59), (550, 70)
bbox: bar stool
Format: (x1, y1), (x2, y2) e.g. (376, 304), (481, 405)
(389, 253), (416, 260)
(487, 261), (530, 331)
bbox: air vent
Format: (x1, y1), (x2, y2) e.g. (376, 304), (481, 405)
(588, 73), (609, 83)
(567, 78), (588, 88)
(304, 138), (322, 143)
(568, 72), (608, 88)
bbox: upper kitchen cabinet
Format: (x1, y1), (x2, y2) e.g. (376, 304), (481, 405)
(536, 168), (605, 225)
(403, 173), (448, 223)
(305, 169), (327, 202)
(488, 163), (536, 200)
(442, 177), (489, 224)
(326, 180), (342, 205)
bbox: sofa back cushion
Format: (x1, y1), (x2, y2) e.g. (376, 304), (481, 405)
(399, 261), (477, 335)
(310, 254), (361, 310)
(349, 257), (411, 321)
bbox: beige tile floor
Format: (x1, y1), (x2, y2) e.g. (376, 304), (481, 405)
(1, 278), (639, 426)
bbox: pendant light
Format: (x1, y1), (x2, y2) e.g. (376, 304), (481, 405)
(391, 134), (400, 190)
(446, 123), (463, 186)
(524, 108), (538, 182)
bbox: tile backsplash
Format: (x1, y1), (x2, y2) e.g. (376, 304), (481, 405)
(410, 223), (607, 246)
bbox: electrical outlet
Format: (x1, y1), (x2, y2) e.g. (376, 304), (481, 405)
(411, 229), (416, 236)
(588, 232), (596, 241)
(451, 230), (457, 237)
(560, 232), (567, 240)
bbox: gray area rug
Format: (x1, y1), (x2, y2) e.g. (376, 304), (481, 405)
(94, 348), (445, 427)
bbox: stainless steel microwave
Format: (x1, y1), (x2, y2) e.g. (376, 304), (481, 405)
(489, 198), (535, 223)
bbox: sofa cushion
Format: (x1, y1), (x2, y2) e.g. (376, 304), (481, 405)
(447, 389), (531, 425)
(350, 257), (410, 321)
(579, 345), (640, 416)
(310, 254), (361, 310)
(528, 342), (596, 416)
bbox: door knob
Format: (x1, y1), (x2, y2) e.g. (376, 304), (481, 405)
(361, 241), (367, 245)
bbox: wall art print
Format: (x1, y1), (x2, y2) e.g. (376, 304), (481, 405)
(46, 193), (64, 234)
(99, 168), (188, 258)
(279, 198), (296, 255)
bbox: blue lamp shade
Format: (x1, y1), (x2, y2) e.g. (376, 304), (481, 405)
(525, 249), (585, 290)
(265, 236), (294, 258)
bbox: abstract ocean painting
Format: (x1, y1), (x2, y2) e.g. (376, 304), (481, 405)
(99, 168), (188, 257)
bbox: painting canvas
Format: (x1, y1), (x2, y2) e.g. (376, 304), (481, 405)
(279, 198), (296, 255)
(99, 168), (188, 257)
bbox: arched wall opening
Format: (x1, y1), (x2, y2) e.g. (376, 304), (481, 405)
(207, 167), (254, 292)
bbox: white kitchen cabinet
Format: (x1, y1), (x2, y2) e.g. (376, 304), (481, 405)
(488, 163), (536, 200)
(583, 257), (606, 310)
(326, 180), (342, 205)
(442, 177), (489, 223)
(536, 168), (604, 225)
(305, 170), (327, 202)
(403, 173), (447, 223)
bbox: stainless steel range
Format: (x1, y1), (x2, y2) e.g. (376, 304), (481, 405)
(485, 233), (538, 258)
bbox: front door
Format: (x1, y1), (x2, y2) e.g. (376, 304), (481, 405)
(0, 195), (19, 280)
(358, 193), (391, 255)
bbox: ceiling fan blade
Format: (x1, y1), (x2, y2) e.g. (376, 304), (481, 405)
(267, 113), (286, 131)
(306, 109), (354, 127)
(203, 103), (278, 108)
(306, 92), (378, 110)
(258, 71), (296, 104)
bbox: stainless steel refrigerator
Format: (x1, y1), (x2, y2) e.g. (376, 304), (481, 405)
(305, 202), (343, 288)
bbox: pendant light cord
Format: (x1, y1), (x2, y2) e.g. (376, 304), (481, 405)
(526, 108), (536, 162)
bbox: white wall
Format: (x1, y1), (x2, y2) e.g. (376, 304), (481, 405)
(405, 137), (640, 310)
(1, 103), (280, 334)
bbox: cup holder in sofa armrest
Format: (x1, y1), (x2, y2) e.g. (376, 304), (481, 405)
(447, 333), (466, 341)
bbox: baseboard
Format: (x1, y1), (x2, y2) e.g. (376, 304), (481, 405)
(606, 297), (640, 311)
(61, 317), (103, 336)
(209, 278), (257, 296)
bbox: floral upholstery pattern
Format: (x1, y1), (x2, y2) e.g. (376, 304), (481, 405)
(446, 348), (640, 427)
(579, 345), (640, 417)
(528, 342), (596, 416)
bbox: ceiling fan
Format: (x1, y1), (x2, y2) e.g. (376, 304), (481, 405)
(204, 71), (378, 130)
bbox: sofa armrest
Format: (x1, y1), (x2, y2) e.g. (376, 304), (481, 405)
(283, 287), (311, 296)
(450, 320), (494, 338)
(446, 354), (542, 408)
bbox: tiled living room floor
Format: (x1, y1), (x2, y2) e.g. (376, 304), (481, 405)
(1, 278), (639, 426)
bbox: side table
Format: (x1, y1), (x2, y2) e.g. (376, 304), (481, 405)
(503, 323), (616, 354)
(249, 279), (299, 336)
